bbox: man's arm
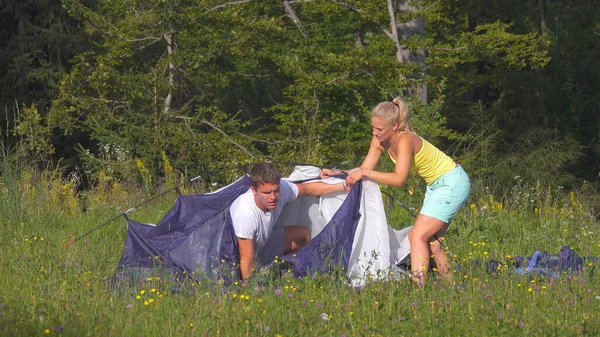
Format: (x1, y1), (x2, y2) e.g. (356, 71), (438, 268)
(237, 237), (254, 280)
(295, 180), (347, 197)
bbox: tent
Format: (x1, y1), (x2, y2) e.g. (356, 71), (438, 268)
(114, 166), (412, 287)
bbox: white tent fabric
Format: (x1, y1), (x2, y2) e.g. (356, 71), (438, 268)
(275, 166), (412, 286)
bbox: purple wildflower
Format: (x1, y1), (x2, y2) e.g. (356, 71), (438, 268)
(265, 326), (270, 332)
(274, 289), (282, 295)
(126, 304), (133, 309)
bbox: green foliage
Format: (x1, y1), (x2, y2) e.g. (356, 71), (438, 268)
(0, 0), (594, 196)
(459, 104), (582, 198)
(0, 145), (79, 226)
(0, 0), (91, 140)
(425, 0), (599, 183)
(12, 104), (55, 159)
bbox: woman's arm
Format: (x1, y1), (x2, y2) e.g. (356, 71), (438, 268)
(346, 133), (413, 188)
(321, 135), (383, 180)
(359, 135), (385, 170)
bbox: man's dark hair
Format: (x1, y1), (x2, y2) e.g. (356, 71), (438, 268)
(250, 162), (281, 188)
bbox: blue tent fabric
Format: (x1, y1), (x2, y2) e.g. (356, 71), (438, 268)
(117, 176), (251, 284)
(513, 246), (585, 278)
(281, 182), (363, 278)
(462, 246), (591, 279)
(115, 175), (366, 285)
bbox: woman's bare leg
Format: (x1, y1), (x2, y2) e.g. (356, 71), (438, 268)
(429, 227), (452, 280)
(408, 214), (448, 285)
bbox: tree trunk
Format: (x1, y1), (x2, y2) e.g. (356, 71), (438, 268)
(395, 0), (427, 102)
(162, 30), (176, 114)
(386, 0), (405, 64)
(539, 0), (547, 32)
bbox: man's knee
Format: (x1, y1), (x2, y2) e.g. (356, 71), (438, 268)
(285, 226), (311, 252)
(295, 226), (310, 247)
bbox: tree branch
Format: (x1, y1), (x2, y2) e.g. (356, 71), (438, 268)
(326, 73), (349, 85)
(236, 132), (303, 144)
(172, 116), (259, 158)
(205, 0), (254, 13)
(378, 23), (395, 40)
(289, 0), (363, 13)
(124, 36), (162, 43)
(283, 0), (309, 39)
(200, 119), (256, 158)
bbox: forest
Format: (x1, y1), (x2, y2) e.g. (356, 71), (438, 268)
(1, 0), (598, 197)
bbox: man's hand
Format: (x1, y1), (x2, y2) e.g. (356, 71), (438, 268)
(320, 168), (344, 179)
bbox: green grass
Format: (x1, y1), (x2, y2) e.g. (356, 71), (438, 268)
(1, 169), (599, 336)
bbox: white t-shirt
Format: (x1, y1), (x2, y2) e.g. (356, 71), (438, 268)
(230, 179), (299, 254)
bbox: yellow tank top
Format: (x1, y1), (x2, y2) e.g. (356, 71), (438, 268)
(388, 136), (456, 185)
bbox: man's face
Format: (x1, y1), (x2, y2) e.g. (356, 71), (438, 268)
(251, 182), (281, 212)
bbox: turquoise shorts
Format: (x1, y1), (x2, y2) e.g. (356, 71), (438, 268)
(420, 165), (471, 224)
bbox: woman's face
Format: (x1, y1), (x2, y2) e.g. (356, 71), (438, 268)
(371, 116), (397, 142)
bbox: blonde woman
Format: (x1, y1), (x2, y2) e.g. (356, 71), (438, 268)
(322, 97), (470, 284)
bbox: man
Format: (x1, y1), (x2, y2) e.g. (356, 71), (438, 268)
(230, 162), (347, 280)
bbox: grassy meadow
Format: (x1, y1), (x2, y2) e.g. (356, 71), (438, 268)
(1, 160), (599, 337)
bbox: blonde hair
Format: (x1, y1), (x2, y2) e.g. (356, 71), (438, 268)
(371, 97), (413, 132)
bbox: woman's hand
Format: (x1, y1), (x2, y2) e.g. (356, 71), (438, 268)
(345, 168), (369, 189)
